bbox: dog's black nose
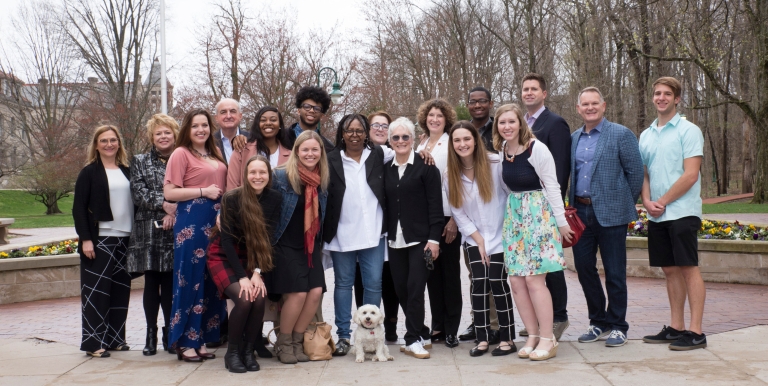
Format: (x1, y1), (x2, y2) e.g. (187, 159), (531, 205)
(365, 317), (371, 321)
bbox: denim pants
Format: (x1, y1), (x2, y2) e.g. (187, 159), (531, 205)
(572, 201), (629, 333)
(331, 237), (385, 339)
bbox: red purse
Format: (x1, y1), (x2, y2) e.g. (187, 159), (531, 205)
(561, 206), (585, 248)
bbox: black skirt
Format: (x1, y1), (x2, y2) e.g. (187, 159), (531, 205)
(267, 240), (326, 294)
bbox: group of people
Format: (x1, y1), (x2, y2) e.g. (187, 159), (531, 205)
(71, 73), (707, 373)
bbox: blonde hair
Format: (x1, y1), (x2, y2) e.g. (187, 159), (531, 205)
(86, 125), (129, 167)
(146, 113), (179, 145)
(492, 103), (535, 151)
(278, 131), (329, 193)
(446, 121), (494, 207)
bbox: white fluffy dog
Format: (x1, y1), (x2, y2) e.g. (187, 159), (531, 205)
(352, 304), (394, 363)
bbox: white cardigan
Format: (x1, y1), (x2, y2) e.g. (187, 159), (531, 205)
(502, 140), (568, 227)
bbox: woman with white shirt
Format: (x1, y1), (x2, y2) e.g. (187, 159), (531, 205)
(493, 104), (574, 361)
(323, 114), (393, 356)
(445, 121), (516, 357)
(73, 125), (134, 357)
(415, 99), (462, 347)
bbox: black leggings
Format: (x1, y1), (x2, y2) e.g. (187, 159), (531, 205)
(143, 270), (173, 328)
(224, 282), (266, 345)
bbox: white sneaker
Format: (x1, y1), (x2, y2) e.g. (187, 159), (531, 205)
(404, 341), (430, 359)
(400, 337), (433, 352)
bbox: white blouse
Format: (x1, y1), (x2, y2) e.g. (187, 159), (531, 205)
(445, 154), (508, 254)
(416, 132), (451, 216)
(98, 168), (134, 237)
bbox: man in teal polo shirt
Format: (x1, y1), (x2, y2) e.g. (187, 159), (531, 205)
(639, 77), (706, 351)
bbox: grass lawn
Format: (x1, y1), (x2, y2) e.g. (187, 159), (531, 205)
(702, 203), (768, 214)
(0, 190), (74, 229)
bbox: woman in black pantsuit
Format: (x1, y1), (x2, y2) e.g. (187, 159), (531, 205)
(73, 125), (134, 358)
(384, 117), (444, 360)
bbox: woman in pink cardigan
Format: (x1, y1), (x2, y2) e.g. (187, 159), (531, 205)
(227, 106), (292, 191)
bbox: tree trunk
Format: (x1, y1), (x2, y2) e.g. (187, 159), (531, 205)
(743, 117), (754, 194)
(44, 192), (62, 215)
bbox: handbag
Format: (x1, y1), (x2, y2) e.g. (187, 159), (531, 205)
(562, 205), (585, 248)
(303, 322), (336, 360)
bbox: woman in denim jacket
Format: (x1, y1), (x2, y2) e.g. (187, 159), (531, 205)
(269, 131), (329, 364)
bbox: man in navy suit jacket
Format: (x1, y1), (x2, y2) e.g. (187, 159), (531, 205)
(213, 98), (249, 164)
(569, 87), (643, 348)
(521, 73), (572, 340)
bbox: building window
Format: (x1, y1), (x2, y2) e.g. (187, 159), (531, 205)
(0, 115), (4, 137)
(9, 117), (15, 137)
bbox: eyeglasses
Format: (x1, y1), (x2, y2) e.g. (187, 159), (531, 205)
(98, 138), (119, 145)
(301, 103), (323, 113)
(468, 98), (490, 106)
(391, 135), (411, 142)
(343, 129), (365, 136)
(371, 123), (389, 130)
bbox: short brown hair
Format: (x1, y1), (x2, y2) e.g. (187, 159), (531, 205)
(492, 104), (535, 151)
(146, 113), (179, 145)
(417, 98), (456, 134)
(522, 73), (547, 91)
(652, 76), (682, 99)
(367, 110), (392, 124)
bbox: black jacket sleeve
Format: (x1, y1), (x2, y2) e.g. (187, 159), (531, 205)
(424, 165), (445, 242)
(72, 166), (93, 242)
(548, 116), (572, 199)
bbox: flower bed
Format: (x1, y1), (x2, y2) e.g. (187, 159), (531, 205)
(627, 210), (768, 241)
(0, 239), (79, 259)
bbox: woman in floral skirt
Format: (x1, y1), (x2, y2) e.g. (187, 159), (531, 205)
(493, 104), (573, 361)
(164, 108), (227, 362)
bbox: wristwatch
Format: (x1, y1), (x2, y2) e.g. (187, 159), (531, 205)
(253, 268), (261, 275)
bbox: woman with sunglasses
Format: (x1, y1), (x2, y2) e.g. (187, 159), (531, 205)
(384, 117), (444, 359)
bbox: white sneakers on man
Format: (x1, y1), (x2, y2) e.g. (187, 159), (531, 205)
(403, 341), (430, 359)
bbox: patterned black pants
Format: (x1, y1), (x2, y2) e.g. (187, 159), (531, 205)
(465, 245), (515, 342)
(80, 236), (132, 352)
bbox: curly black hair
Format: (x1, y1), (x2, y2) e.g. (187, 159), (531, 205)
(248, 106), (291, 157)
(295, 85), (332, 114)
(333, 114), (372, 151)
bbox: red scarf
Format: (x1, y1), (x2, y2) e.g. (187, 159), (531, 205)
(298, 165), (321, 267)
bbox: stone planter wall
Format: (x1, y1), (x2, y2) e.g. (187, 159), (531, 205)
(564, 237), (768, 285)
(0, 253), (145, 305)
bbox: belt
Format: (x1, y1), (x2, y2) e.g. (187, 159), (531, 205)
(575, 196), (592, 205)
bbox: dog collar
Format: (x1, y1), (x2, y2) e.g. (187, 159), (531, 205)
(360, 324), (375, 330)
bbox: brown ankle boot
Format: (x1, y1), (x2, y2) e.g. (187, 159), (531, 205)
(275, 333), (297, 364)
(292, 331), (310, 362)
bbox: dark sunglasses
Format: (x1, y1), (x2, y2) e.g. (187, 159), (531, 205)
(391, 134), (411, 142)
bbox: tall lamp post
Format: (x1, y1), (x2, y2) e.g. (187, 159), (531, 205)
(315, 67), (344, 131)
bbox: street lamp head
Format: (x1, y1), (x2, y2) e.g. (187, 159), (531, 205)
(330, 81), (344, 104)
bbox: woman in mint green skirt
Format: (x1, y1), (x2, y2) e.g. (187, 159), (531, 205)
(492, 104), (574, 362)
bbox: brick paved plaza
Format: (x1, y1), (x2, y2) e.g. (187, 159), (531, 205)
(0, 264), (766, 385)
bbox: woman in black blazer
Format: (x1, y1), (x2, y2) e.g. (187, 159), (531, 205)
(323, 114), (390, 356)
(72, 125), (134, 358)
(383, 117), (444, 359)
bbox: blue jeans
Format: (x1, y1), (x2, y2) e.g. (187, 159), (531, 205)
(331, 238), (385, 339)
(572, 202), (629, 333)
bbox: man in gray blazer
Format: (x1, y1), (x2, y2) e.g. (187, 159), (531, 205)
(569, 87), (643, 348)
(213, 98), (249, 164)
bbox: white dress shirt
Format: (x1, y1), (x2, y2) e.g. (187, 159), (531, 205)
(324, 148), (385, 252)
(220, 128), (241, 162)
(416, 132), (452, 216)
(445, 154), (508, 254)
(388, 151), (439, 249)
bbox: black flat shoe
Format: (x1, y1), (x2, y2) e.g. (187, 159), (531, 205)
(491, 342), (517, 356)
(469, 343), (489, 357)
(459, 324), (476, 341)
(86, 350), (111, 358)
(445, 334), (459, 348)
(143, 326), (158, 356)
(431, 331), (446, 342)
(195, 348), (216, 359)
(110, 344), (130, 351)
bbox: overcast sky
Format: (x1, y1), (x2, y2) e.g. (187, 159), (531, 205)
(0, 0), (368, 87)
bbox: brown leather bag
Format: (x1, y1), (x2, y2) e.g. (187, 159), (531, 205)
(303, 322), (336, 360)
